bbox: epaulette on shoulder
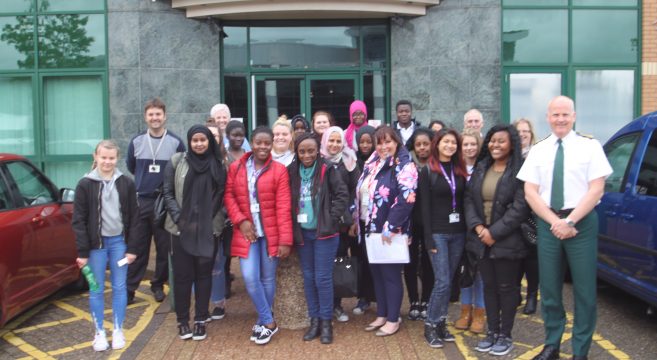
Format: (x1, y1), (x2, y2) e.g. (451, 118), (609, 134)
(535, 135), (551, 144)
(576, 132), (595, 139)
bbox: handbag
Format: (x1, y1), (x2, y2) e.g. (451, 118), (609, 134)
(333, 256), (359, 298)
(521, 214), (538, 245)
(456, 252), (476, 288)
(152, 187), (166, 228)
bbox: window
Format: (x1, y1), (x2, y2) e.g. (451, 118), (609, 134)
(0, 2), (107, 189)
(502, 2), (640, 143)
(0, 171), (14, 210)
(637, 131), (657, 197)
(6, 160), (56, 207)
(603, 132), (639, 193)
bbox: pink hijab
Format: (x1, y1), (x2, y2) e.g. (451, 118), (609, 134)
(345, 100), (368, 152)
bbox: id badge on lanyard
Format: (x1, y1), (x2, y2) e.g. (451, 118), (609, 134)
(439, 163), (460, 224)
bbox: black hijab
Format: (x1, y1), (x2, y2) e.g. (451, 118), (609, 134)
(355, 125), (375, 170)
(179, 125), (225, 257)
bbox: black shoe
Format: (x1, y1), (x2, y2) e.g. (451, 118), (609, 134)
(192, 322), (207, 341)
(255, 325), (278, 345)
(408, 302), (421, 321)
(436, 320), (455, 342)
(424, 324), (443, 348)
(303, 318), (320, 341)
(523, 292), (538, 314)
(152, 288), (165, 302)
(532, 345), (560, 360)
(127, 291), (135, 305)
(319, 319), (333, 344)
(211, 306), (225, 320)
(572, 357), (587, 360)
(178, 323), (192, 340)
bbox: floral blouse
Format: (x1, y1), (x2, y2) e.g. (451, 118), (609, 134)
(353, 146), (418, 237)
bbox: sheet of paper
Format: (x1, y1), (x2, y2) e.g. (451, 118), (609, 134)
(365, 233), (410, 264)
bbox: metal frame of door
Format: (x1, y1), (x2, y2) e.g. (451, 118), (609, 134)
(250, 73), (360, 130)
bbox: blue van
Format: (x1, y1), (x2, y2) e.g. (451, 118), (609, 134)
(596, 111), (657, 307)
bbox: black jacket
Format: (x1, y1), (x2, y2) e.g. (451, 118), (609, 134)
(464, 160), (529, 260)
(289, 159), (349, 245)
(72, 175), (140, 258)
(333, 161), (361, 227)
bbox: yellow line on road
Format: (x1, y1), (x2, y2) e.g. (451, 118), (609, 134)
(2, 332), (55, 360)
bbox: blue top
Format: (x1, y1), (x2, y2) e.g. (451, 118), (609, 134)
(126, 130), (185, 197)
(299, 162), (317, 230)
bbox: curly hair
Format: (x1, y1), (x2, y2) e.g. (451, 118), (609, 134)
(476, 124), (523, 175)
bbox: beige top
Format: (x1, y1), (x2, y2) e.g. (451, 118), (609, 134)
(482, 166), (504, 225)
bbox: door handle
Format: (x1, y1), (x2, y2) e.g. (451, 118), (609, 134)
(31, 215), (44, 224)
(620, 213), (635, 221)
(604, 210), (617, 217)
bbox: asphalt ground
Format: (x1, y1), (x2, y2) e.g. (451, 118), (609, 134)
(1, 267), (656, 359)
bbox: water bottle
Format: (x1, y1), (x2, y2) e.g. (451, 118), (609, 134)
(81, 265), (99, 292)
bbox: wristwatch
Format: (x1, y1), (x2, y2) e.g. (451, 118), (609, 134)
(564, 217), (576, 227)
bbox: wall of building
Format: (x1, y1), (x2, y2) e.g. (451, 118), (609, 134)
(108, 0), (221, 152)
(642, 0), (657, 115)
(391, 0), (501, 130)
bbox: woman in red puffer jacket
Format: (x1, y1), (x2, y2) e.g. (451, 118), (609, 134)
(224, 126), (292, 345)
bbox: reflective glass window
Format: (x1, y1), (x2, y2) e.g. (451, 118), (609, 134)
(575, 69), (634, 143)
(604, 133), (639, 193)
(250, 26), (359, 68)
(364, 71), (387, 122)
(509, 73), (562, 139)
(363, 25), (386, 68)
(0, 77), (34, 155)
(224, 75), (248, 124)
(223, 26), (247, 69)
(504, 0), (567, 5)
(6, 160), (56, 207)
(43, 76), (104, 156)
(503, 10), (567, 64)
(37, 0), (104, 12)
(38, 13), (105, 68)
(255, 78), (302, 127)
(572, 10), (638, 64)
(45, 161), (90, 189)
(573, 0), (637, 6)
(637, 132), (657, 197)
(0, 16), (35, 69)
(2, 0), (34, 14)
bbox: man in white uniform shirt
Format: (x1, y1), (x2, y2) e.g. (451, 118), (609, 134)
(517, 96), (612, 360)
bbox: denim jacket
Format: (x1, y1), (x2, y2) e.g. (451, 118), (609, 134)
(353, 146), (418, 237)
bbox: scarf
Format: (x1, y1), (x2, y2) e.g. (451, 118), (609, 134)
(345, 100), (368, 152)
(320, 126), (357, 172)
(179, 125), (223, 257)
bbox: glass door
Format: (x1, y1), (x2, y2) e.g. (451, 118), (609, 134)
(253, 75), (305, 128)
(308, 74), (358, 129)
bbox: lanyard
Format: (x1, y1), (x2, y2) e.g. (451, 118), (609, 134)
(247, 157), (264, 198)
(147, 129), (167, 164)
(438, 162), (457, 211)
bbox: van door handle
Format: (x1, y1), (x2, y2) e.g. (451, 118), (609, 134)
(620, 213), (634, 221)
(604, 210), (617, 217)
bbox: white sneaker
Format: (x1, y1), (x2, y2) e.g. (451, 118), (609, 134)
(92, 331), (109, 352)
(112, 329), (126, 350)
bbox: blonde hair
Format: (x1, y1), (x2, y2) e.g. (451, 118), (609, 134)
(92, 139), (120, 170)
(272, 118), (294, 151)
(513, 118), (537, 145)
(461, 128), (483, 158)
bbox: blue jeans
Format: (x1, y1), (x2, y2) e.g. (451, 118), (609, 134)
(211, 243), (226, 304)
(296, 230), (339, 320)
(460, 271), (485, 308)
(240, 237), (278, 325)
(426, 233), (465, 325)
(88, 235), (128, 332)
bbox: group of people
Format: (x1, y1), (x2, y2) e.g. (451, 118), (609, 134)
(72, 95), (611, 360)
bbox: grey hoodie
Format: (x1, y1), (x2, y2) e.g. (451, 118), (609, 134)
(86, 168), (124, 237)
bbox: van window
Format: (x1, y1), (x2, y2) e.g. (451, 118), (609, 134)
(636, 131), (657, 196)
(604, 132), (640, 193)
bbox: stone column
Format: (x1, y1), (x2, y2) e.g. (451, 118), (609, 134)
(274, 251), (308, 329)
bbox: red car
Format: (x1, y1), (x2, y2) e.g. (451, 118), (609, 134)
(0, 154), (80, 327)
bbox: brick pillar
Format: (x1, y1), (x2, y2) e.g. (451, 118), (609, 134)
(643, 0), (657, 114)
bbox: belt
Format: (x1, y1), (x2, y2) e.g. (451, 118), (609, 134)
(551, 208), (574, 218)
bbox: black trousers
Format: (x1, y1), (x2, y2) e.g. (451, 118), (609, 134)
(519, 245), (539, 294)
(126, 197), (170, 293)
(479, 257), (522, 337)
(171, 234), (214, 324)
(404, 234), (434, 304)
(357, 221), (376, 302)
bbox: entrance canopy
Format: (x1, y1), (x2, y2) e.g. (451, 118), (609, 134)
(171, 0), (441, 19)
